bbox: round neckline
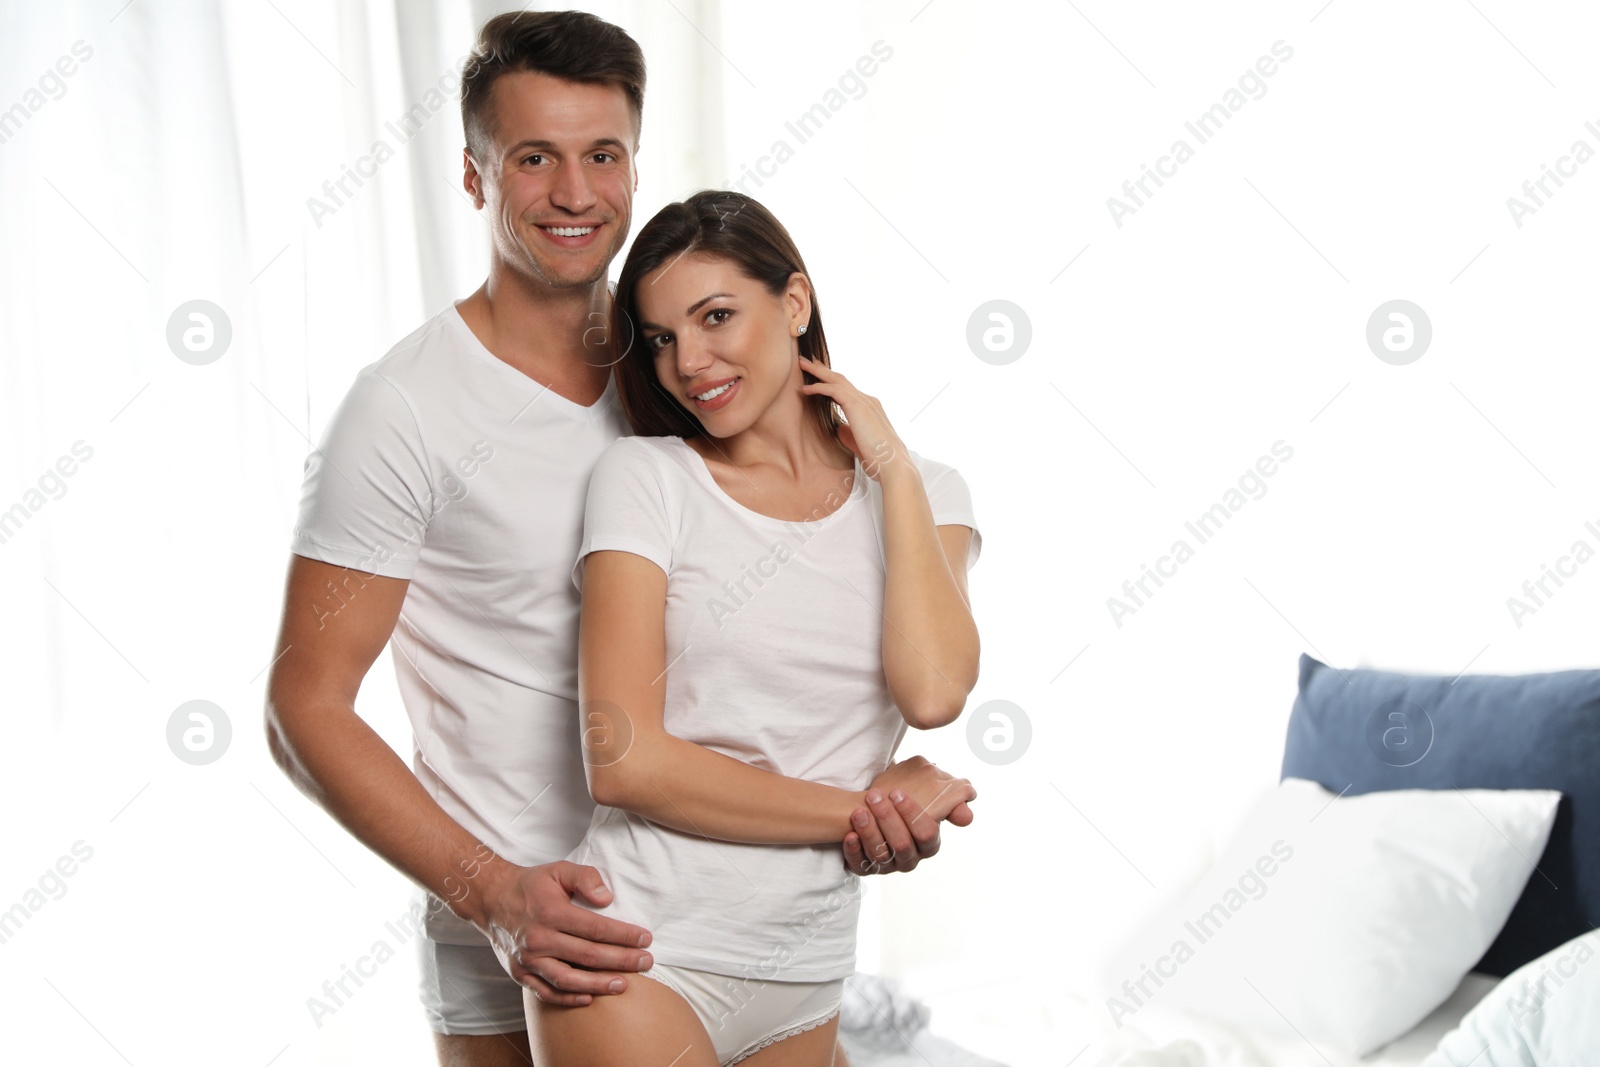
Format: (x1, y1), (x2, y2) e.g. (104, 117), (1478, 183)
(670, 437), (866, 527)
(447, 300), (616, 420)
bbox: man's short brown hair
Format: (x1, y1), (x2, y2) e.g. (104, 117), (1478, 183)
(460, 10), (646, 164)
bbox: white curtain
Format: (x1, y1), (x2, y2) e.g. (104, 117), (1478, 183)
(0, 2), (732, 1063)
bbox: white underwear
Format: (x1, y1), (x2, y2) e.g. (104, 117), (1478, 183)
(638, 961), (844, 1065)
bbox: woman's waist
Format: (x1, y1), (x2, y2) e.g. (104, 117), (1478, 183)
(571, 808), (862, 920)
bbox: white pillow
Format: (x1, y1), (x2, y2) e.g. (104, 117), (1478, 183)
(1098, 778), (1561, 1057)
(1424, 927), (1600, 1066)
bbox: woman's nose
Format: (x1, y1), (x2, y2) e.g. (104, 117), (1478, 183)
(675, 334), (712, 377)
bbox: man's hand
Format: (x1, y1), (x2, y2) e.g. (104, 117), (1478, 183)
(841, 758), (976, 876)
(474, 857), (655, 1007)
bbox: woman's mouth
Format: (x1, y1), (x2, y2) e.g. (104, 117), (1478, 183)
(691, 377), (740, 412)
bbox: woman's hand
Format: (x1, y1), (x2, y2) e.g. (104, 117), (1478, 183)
(842, 783), (975, 876)
(842, 756), (977, 875)
(872, 754), (977, 822)
(798, 354), (905, 481)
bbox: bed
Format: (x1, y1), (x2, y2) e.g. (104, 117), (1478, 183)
(837, 654), (1600, 1067)
(836, 970), (1502, 1066)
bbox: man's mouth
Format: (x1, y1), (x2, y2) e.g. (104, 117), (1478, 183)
(540, 225), (596, 237)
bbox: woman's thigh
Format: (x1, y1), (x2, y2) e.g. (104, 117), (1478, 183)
(523, 976), (720, 1067)
(735, 1012), (840, 1067)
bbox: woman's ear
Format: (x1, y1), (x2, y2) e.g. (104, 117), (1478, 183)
(785, 272), (813, 335)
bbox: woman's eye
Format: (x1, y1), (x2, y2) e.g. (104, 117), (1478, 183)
(706, 309), (731, 326)
(647, 333), (672, 351)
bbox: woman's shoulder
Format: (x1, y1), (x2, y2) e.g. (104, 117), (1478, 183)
(902, 448), (966, 488)
(598, 433), (681, 466)
(591, 435), (694, 495)
(902, 448), (980, 565)
(900, 448), (977, 520)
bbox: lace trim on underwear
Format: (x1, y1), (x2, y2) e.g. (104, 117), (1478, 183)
(726, 1007), (842, 1066)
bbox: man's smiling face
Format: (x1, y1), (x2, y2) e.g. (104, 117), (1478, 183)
(467, 70), (638, 290)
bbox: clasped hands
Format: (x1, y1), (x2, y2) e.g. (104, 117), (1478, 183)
(842, 755), (977, 876)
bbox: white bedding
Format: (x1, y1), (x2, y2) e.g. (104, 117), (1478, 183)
(838, 971), (1502, 1067)
(1081, 973), (1502, 1067)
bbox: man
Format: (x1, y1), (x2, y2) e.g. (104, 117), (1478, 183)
(265, 11), (972, 1066)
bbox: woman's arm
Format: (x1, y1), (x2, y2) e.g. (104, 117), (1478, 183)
(579, 548), (971, 846)
(877, 464), (981, 729)
(796, 353), (980, 730)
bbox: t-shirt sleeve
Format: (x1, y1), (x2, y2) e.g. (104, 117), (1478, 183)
(571, 440), (675, 592)
(289, 368), (435, 580)
(923, 460), (982, 572)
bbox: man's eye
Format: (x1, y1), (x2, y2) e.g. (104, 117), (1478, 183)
(523, 154), (546, 165)
(593, 152), (616, 164)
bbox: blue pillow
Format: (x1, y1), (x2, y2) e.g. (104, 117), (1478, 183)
(1280, 653), (1600, 976)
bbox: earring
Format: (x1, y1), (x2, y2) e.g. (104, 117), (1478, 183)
(797, 324), (808, 335)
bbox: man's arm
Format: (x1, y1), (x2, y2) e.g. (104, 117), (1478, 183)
(578, 550), (976, 843)
(264, 554), (654, 1005)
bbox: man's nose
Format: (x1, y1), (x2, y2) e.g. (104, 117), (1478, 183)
(550, 161), (596, 214)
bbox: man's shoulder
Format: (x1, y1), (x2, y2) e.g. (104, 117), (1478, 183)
(360, 304), (465, 385)
(329, 305), (477, 426)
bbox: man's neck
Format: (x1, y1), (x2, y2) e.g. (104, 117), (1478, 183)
(456, 264), (613, 402)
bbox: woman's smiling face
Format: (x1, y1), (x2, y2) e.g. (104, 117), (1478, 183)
(634, 252), (810, 436)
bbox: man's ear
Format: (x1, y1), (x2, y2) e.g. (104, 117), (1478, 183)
(462, 147), (485, 208)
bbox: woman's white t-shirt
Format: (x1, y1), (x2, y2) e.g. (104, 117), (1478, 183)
(564, 434), (981, 982)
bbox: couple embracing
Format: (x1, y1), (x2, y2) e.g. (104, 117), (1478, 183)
(266, 10), (983, 1067)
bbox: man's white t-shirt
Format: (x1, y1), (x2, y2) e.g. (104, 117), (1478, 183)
(565, 434), (981, 981)
(291, 301), (629, 943)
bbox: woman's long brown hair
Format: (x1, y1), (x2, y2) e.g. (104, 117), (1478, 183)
(609, 190), (842, 444)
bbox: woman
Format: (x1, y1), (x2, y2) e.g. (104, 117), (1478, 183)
(526, 191), (982, 1066)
